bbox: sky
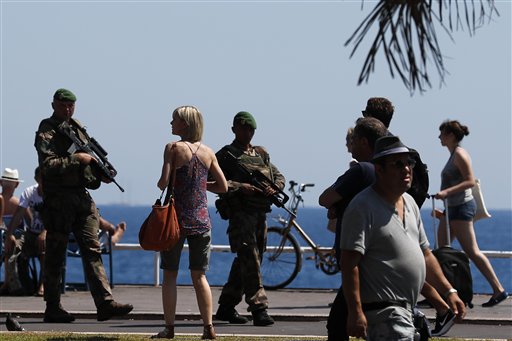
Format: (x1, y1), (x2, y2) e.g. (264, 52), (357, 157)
(1, 0), (511, 210)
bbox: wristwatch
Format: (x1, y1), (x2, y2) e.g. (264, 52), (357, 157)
(444, 288), (458, 299)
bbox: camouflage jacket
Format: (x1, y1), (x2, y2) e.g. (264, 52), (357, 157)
(34, 114), (101, 194)
(216, 142), (285, 212)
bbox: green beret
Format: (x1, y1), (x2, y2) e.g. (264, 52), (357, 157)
(233, 111), (257, 129)
(53, 88), (76, 102)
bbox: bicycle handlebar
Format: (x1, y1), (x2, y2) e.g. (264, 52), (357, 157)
(289, 180), (314, 191)
(300, 183), (315, 192)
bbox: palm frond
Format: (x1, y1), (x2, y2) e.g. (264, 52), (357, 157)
(345, 0), (499, 94)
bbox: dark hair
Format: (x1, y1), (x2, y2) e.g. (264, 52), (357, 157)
(353, 117), (388, 150)
(34, 166), (42, 180)
(362, 97), (394, 128)
(439, 120), (470, 142)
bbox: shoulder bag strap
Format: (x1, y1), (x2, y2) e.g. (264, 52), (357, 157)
(162, 145), (177, 205)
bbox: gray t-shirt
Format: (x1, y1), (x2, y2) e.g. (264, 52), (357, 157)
(340, 186), (429, 307)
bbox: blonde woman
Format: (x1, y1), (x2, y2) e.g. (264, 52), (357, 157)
(152, 106), (227, 339)
(435, 120), (508, 307)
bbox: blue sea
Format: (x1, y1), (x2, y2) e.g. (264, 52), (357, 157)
(18, 206), (512, 294)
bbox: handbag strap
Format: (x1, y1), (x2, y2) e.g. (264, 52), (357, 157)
(162, 145), (177, 205)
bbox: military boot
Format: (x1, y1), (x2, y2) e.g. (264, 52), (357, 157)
(252, 309), (274, 326)
(215, 305), (249, 324)
(44, 303), (75, 323)
(97, 300), (133, 321)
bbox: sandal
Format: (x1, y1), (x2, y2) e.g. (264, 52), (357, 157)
(201, 324), (216, 340)
(151, 325), (174, 339)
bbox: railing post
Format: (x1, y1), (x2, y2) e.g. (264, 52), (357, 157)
(154, 252), (160, 287)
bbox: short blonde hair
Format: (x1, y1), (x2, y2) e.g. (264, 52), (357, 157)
(173, 106), (204, 142)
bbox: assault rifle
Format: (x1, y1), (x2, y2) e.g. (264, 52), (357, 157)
(226, 151), (295, 218)
(59, 121), (125, 192)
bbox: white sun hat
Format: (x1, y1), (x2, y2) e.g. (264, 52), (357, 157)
(1, 168), (24, 182)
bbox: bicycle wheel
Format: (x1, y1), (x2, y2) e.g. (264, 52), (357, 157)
(319, 252), (340, 275)
(261, 227), (302, 290)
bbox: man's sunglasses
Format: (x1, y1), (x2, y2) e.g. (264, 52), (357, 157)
(386, 158), (416, 169)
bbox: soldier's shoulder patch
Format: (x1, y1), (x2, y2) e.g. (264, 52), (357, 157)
(253, 145), (267, 153)
(253, 146), (269, 163)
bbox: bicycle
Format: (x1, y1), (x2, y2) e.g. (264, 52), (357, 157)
(261, 180), (339, 290)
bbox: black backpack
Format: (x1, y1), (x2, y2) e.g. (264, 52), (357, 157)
(432, 246), (474, 308)
(407, 148), (429, 208)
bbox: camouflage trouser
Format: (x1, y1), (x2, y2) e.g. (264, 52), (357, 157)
(218, 210), (268, 312)
(42, 190), (113, 308)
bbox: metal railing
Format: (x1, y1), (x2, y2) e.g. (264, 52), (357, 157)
(113, 243), (512, 286)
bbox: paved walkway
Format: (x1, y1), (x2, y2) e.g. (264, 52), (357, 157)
(1, 285), (510, 324)
(1, 285), (512, 339)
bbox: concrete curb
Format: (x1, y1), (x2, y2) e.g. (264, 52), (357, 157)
(3, 311), (511, 325)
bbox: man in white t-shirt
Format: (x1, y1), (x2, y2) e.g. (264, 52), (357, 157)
(340, 136), (466, 340)
(4, 167), (46, 295)
(0, 168), (27, 295)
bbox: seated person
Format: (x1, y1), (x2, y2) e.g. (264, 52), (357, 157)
(2, 168), (126, 296)
(0, 168), (27, 295)
(100, 217), (126, 246)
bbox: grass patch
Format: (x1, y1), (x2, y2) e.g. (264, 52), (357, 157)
(0, 333), (327, 341)
(0, 332), (501, 341)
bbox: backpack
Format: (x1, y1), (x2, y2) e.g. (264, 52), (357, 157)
(432, 246), (474, 308)
(407, 148), (429, 208)
(6, 247), (38, 296)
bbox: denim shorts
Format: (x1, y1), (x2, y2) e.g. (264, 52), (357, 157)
(160, 230), (211, 271)
(447, 199), (476, 221)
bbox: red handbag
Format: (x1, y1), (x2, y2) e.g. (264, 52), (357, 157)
(139, 154), (180, 251)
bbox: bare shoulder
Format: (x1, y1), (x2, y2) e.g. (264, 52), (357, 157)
(197, 144), (217, 164)
(454, 146), (471, 160)
(200, 143), (215, 156)
(163, 142), (185, 162)
(165, 141), (184, 152)
(453, 146), (473, 169)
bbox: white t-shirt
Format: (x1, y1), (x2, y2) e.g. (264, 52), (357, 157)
(19, 184), (44, 234)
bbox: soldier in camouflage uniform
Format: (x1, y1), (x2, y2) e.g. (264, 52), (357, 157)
(215, 111), (285, 326)
(34, 88), (133, 323)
